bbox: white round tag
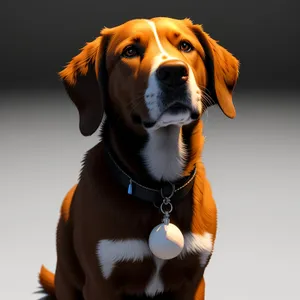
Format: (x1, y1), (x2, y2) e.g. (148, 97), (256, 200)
(148, 223), (184, 260)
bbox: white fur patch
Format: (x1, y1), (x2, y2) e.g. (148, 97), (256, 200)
(145, 257), (165, 297)
(146, 20), (167, 55)
(141, 125), (187, 181)
(179, 232), (214, 266)
(96, 239), (152, 279)
(96, 232), (213, 296)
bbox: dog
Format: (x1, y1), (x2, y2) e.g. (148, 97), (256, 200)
(37, 17), (239, 300)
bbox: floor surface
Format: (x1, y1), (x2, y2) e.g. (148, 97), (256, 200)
(0, 89), (299, 300)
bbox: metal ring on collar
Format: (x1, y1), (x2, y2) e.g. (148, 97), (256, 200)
(160, 182), (175, 199)
(160, 201), (173, 215)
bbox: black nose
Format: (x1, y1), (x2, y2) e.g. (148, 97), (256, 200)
(156, 60), (189, 87)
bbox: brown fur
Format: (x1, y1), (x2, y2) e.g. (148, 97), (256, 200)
(38, 17), (239, 300)
(60, 184), (77, 222)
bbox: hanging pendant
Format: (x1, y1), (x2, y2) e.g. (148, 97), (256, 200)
(148, 218), (184, 260)
(148, 190), (184, 260)
(127, 179), (133, 195)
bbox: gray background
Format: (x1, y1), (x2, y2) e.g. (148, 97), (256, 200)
(1, 0), (300, 91)
(0, 0), (299, 299)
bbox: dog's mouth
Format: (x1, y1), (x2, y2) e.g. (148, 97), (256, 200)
(142, 102), (200, 129)
(165, 102), (190, 114)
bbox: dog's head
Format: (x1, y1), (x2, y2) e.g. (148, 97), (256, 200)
(59, 17), (239, 136)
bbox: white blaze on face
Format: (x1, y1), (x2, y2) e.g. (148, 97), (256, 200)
(144, 20), (202, 127)
(142, 20), (202, 181)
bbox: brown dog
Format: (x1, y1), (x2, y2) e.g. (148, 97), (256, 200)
(37, 17), (239, 300)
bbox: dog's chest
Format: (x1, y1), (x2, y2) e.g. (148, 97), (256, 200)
(96, 232), (213, 296)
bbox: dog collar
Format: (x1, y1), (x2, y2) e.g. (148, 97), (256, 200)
(104, 145), (197, 205)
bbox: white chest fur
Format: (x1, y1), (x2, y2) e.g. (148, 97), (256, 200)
(141, 126), (187, 182)
(96, 232), (213, 297)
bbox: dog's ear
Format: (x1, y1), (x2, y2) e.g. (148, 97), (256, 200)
(190, 23), (240, 118)
(59, 30), (110, 136)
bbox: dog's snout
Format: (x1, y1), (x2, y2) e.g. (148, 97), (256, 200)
(156, 60), (189, 87)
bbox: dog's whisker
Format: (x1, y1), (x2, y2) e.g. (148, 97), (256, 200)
(200, 89), (215, 111)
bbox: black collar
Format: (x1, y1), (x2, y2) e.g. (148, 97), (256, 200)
(104, 145), (197, 206)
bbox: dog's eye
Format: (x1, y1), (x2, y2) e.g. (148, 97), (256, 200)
(122, 45), (139, 58)
(179, 41), (193, 53)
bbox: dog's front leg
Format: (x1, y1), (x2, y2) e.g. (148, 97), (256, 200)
(173, 278), (205, 300)
(193, 278), (205, 300)
(83, 278), (121, 300)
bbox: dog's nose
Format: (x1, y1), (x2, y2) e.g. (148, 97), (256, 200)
(156, 60), (189, 87)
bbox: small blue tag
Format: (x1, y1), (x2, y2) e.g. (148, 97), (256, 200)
(128, 180), (133, 195)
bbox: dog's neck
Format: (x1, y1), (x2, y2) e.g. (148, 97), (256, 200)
(140, 126), (186, 182)
(101, 118), (205, 185)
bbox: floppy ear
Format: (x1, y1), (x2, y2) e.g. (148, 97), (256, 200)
(191, 24), (240, 118)
(59, 32), (110, 136)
